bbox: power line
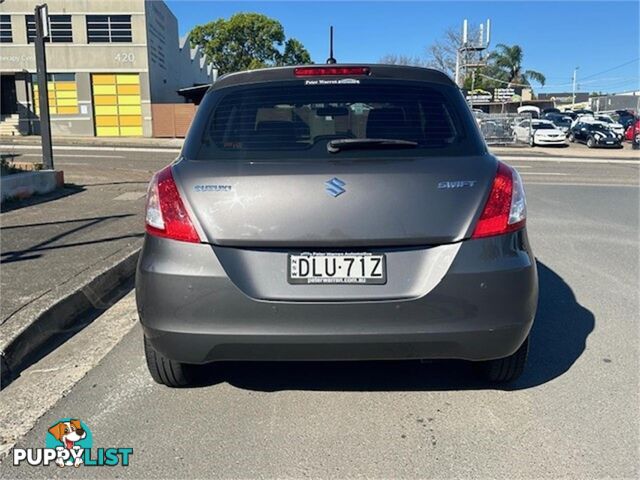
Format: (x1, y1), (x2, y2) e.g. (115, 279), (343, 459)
(579, 58), (640, 81)
(477, 72), (639, 90)
(476, 73), (535, 87)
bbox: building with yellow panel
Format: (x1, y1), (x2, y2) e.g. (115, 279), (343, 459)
(92, 74), (143, 137)
(32, 73), (79, 116)
(0, 0), (215, 137)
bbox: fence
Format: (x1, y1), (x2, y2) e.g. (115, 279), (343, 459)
(475, 112), (532, 146)
(151, 104), (197, 138)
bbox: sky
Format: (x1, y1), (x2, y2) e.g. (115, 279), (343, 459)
(166, 0), (640, 94)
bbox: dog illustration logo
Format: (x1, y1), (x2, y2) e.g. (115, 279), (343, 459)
(46, 419), (91, 467)
(13, 417), (132, 467)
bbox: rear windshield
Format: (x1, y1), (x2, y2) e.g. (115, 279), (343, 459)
(192, 81), (480, 160)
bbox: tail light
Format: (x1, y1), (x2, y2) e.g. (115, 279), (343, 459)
(294, 66), (370, 76)
(145, 165), (201, 243)
(472, 162), (526, 238)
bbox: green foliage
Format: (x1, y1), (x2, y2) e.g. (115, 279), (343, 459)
(189, 13), (311, 75)
(0, 156), (20, 176)
(458, 43), (546, 92)
(485, 44), (546, 87)
(280, 38), (311, 66)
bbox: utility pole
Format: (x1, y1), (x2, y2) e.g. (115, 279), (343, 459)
(571, 66), (579, 108)
(34, 4), (54, 170)
(454, 49), (460, 86)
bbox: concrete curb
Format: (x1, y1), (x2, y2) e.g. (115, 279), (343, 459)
(0, 170), (64, 203)
(0, 247), (140, 389)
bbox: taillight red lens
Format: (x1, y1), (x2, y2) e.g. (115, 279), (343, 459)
(294, 66), (370, 76)
(145, 165), (200, 243)
(472, 162), (526, 238)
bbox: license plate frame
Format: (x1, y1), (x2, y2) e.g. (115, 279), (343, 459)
(287, 252), (387, 285)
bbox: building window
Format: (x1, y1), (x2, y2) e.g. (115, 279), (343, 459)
(0, 15), (12, 43)
(32, 73), (79, 115)
(26, 15), (73, 43)
(87, 15), (132, 43)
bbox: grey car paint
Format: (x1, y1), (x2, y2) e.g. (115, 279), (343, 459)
(137, 231), (537, 363)
(173, 155), (497, 247)
(136, 64), (537, 366)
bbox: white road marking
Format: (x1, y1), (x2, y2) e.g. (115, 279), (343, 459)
(0, 144), (181, 154)
(520, 172), (568, 176)
(50, 162), (90, 166)
(2, 145), (638, 163)
(527, 182), (638, 187)
(20, 153), (124, 159)
(500, 155), (639, 165)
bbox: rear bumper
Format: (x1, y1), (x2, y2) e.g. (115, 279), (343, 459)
(136, 231), (538, 363)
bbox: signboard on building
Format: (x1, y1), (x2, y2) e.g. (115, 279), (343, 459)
(465, 89), (493, 104)
(494, 88), (516, 102)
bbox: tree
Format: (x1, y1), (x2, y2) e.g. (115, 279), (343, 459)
(189, 13), (311, 75)
(425, 26), (481, 77)
(486, 44), (546, 87)
(379, 54), (428, 67)
(279, 38), (311, 66)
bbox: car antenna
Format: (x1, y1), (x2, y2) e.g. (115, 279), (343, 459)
(326, 26), (337, 64)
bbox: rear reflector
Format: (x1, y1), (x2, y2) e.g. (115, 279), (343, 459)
(145, 165), (201, 243)
(294, 66), (370, 77)
(472, 162), (526, 238)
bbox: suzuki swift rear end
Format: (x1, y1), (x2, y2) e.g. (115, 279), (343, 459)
(136, 65), (538, 387)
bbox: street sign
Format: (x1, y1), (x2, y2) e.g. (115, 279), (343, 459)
(38, 3), (49, 38)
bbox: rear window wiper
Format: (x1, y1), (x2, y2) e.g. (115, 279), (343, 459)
(327, 138), (418, 153)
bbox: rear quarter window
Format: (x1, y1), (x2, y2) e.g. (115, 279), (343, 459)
(190, 81), (484, 160)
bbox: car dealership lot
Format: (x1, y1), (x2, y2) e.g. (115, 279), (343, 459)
(0, 146), (638, 478)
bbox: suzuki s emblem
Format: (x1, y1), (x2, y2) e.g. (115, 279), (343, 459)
(325, 177), (346, 197)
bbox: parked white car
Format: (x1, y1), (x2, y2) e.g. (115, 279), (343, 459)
(513, 119), (567, 146)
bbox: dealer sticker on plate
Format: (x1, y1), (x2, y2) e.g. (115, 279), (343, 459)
(288, 252), (387, 285)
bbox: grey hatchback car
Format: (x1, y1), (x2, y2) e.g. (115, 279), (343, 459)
(136, 65), (538, 387)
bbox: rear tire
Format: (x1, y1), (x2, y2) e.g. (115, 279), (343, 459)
(586, 137), (595, 148)
(478, 336), (529, 383)
(568, 133), (575, 143)
(529, 136), (535, 147)
(144, 336), (195, 387)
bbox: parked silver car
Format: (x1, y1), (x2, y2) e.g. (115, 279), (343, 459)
(136, 65), (538, 387)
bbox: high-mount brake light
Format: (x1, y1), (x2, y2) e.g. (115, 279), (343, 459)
(145, 165), (201, 243)
(294, 66), (370, 77)
(472, 162), (527, 238)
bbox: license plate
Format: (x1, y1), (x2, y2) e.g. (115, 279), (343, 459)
(606, 141), (614, 144)
(288, 253), (386, 285)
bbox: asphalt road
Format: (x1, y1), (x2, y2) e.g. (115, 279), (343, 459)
(0, 147), (177, 323)
(1, 147), (638, 478)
